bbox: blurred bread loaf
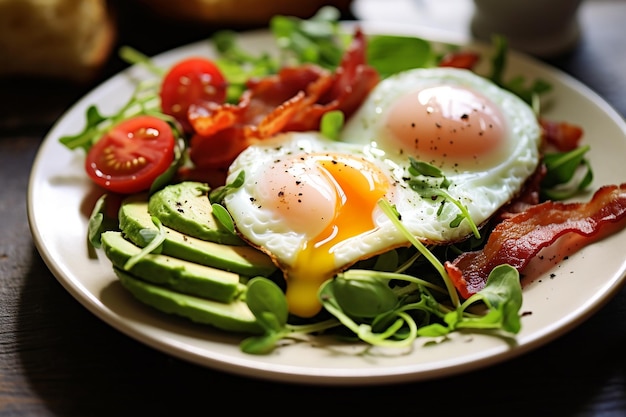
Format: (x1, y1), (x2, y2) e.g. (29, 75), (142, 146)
(0, 0), (115, 82)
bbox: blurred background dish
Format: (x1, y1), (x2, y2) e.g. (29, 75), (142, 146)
(135, 0), (353, 25)
(470, 0), (584, 57)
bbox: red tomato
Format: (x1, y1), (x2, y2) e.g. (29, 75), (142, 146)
(159, 57), (227, 133)
(85, 115), (176, 194)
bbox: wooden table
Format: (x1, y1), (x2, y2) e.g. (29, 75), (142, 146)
(2, 1), (625, 415)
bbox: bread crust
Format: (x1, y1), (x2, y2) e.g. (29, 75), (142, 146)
(0, 0), (115, 82)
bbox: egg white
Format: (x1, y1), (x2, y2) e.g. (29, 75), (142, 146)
(341, 67), (542, 242)
(224, 68), (542, 275)
(223, 131), (400, 268)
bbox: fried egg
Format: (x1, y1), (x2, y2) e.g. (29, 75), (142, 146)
(224, 67), (541, 318)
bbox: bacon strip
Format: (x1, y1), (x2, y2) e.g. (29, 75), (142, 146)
(438, 51), (481, 70)
(183, 26), (380, 185)
(540, 118), (584, 151)
(445, 183), (626, 299)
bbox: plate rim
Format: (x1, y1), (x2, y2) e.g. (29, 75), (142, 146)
(27, 22), (626, 386)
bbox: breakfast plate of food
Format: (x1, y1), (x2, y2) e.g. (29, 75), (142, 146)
(27, 10), (626, 385)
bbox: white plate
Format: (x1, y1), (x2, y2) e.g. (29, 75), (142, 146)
(27, 22), (626, 385)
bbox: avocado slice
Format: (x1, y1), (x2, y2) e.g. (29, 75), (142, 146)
(119, 194), (277, 277)
(148, 181), (245, 246)
(101, 231), (245, 303)
(115, 268), (262, 334)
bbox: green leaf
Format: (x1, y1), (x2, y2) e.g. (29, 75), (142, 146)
(541, 145), (593, 200)
(330, 274), (399, 318)
(59, 105), (108, 151)
(409, 157), (446, 179)
(406, 159), (480, 238)
(124, 216), (167, 270)
(58, 72), (163, 152)
(240, 332), (284, 355)
(367, 35), (434, 77)
(149, 136), (186, 195)
(212, 30), (279, 103)
(416, 322), (451, 337)
(269, 6), (344, 69)
(239, 278), (295, 355)
(320, 110), (344, 140)
(211, 203), (236, 234)
(486, 34), (552, 104)
(118, 45), (165, 77)
(246, 277), (289, 329)
(87, 194), (118, 249)
(209, 170), (245, 203)
(543, 150), (585, 185)
(480, 265), (523, 333)
(457, 264), (523, 334)
(372, 249), (399, 272)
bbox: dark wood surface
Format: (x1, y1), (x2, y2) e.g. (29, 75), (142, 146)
(2, 1), (625, 415)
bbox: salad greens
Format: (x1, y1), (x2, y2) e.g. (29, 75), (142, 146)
(71, 5), (598, 354)
(239, 199), (522, 354)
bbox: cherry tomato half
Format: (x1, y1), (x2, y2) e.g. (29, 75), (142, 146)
(159, 57), (227, 133)
(85, 115), (176, 194)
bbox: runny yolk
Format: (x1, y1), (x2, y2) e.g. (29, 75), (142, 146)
(279, 153), (389, 318)
(385, 85), (507, 170)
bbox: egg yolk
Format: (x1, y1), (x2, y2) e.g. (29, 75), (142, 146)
(385, 85), (507, 170)
(259, 152), (390, 318)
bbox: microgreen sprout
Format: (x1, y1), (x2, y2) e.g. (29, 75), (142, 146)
(209, 170), (246, 204)
(58, 78), (167, 151)
(377, 198), (460, 308)
(407, 157), (481, 239)
(123, 216), (166, 270)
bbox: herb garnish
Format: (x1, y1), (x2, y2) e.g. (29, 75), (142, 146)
(406, 157), (481, 239)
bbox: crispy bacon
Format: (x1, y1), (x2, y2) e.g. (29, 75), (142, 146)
(445, 183), (626, 299)
(182, 26), (380, 186)
(540, 118), (584, 152)
(438, 51), (481, 70)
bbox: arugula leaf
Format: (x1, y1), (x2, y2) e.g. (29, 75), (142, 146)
(58, 79), (162, 151)
(59, 105), (108, 151)
(541, 145), (593, 200)
(59, 46), (174, 152)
